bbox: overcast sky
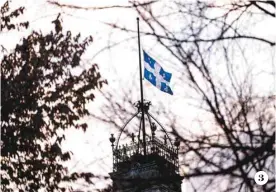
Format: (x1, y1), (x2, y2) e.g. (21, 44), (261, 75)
(2, 0), (275, 191)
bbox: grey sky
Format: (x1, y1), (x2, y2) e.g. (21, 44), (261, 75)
(2, 0), (275, 191)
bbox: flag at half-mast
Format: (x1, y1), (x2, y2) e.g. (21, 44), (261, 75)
(143, 50), (173, 95)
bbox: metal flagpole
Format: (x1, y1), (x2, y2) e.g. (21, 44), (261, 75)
(137, 17), (147, 156)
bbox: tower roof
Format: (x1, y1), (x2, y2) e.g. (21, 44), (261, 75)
(109, 101), (180, 173)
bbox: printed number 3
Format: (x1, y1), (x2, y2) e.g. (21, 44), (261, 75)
(254, 171), (268, 185)
(258, 174), (264, 181)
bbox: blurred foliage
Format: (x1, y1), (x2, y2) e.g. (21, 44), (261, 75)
(1, 1), (107, 191)
(0, 0), (29, 31)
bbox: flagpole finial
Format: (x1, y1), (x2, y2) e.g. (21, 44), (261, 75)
(137, 17), (139, 21)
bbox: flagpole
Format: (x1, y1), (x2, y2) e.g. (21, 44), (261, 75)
(137, 17), (147, 156)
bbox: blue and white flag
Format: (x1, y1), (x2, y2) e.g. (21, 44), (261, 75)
(143, 50), (173, 95)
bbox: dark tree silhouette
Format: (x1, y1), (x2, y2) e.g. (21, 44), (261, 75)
(1, 1), (107, 191)
(0, 1), (29, 31)
(90, 1), (276, 192)
(45, 1), (275, 191)
(108, 1), (275, 192)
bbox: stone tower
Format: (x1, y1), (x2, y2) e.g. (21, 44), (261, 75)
(109, 101), (182, 192)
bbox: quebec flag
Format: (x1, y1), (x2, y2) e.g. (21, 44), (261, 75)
(143, 50), (173, 95)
